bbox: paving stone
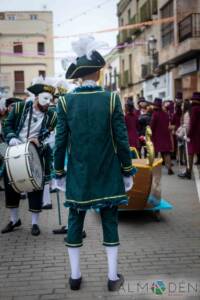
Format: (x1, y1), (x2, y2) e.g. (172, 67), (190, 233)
(0, 166), (200, 299)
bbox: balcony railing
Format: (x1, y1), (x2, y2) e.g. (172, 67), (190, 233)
(179, 13), (200, 43)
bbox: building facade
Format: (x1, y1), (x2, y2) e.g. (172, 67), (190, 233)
(116, 0), (200, 104)
(158, 0), (200, 99)
(0, 11), (54, 98)
(117, 0), (159, 105)
(103, 49), (120, 90)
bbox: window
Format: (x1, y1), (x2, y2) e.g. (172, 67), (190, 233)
(129, 54), (132, 83)
(0, 13), (5, 20)
(140, 0), (151, 22)
(38, 70), (46, 78)
(105, 74), (108, 87)
(37, 42), (45, 55)
(159, 92), (166, 99)
(128, 9), (131, 23)
(161, 0), (174, 47)
(121, 59), (125, 87)
(13, 42), (23, 54)
(14, 71), (25, 94)
(30, 14), (37, 20)
(152, 0), (158, 15)
(7, 14), (16, 20)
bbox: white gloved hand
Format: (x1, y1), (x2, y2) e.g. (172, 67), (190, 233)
(183, 135), (190, 142)
(123, 176), (133, 192)
(9, 138), (22, 146)
(51, 177), (66, 192)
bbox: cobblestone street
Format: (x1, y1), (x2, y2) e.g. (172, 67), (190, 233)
(0, 166), (200, 300)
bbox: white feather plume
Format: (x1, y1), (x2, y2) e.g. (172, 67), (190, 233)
(71, 35), (108, 59)
(56, 79), (70, 90)
(61, 56), (77, 71)
(31, 76), (57, 87)
(56, 79), (77, 92)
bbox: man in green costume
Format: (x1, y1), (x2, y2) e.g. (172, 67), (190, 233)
(1, 79), (57, 236)
(54, 37), (136, 291)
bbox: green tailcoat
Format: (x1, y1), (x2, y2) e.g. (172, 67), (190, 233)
(3, 101), (57, 181)
(54, 86), (136, 210)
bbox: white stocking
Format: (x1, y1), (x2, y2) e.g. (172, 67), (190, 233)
(31, 212), (39, 225)
(10, 208), (19, 224)
(106, 246), (119, 281)
(68, 247), (81, 279)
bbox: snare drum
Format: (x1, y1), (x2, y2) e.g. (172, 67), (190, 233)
(5, 142), (43, 193)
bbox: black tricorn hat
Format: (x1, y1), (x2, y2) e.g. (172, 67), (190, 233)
(65, 50), (105, 79)
(153, 97), (162, 107)
(27, 84), (55, 96)
(175, 92), (183, 100)
(137, 97), (146, 104)
(191, 92), (200, 101)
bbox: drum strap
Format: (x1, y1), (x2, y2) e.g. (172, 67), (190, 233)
(27, 104), (33, 139)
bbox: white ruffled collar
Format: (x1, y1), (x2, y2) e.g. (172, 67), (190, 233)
(82, 80), (97, 87)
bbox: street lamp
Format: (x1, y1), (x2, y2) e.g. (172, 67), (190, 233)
(148, 35), (157, 56)
(107, 64), (119, 91)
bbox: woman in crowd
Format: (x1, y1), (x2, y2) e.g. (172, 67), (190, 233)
(150, 98), (174, 175)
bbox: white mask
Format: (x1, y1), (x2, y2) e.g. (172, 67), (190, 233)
(38, 92), (52, 106)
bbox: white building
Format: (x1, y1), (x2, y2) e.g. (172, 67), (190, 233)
(143, 72), (174, 102)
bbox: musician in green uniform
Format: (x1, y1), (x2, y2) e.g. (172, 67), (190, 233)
(1, 80), (57, 236)
(54, 37), (136, 291)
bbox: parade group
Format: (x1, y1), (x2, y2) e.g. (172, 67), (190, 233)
(124, 91), (200, 179)
(0, 36), (200, 291)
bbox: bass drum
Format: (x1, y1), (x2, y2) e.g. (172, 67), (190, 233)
(5, 142), (43, 193)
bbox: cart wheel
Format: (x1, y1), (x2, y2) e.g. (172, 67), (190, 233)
(154, 210), (161, 222)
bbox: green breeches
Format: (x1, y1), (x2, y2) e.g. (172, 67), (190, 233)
(66, 206), (120, 247)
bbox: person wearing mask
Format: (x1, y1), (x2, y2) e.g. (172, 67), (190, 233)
(1, 79), (57, 236)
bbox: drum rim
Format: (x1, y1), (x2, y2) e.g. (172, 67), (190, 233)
(5, 146), (22, 193)
(25, 142), (43, 190)
(5, 141), (43, 193)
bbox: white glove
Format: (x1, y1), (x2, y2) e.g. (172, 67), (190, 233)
(51, 177), (66, 192)
(123, 176), (133, 192)
(183, 135), (190, 142)
(9, 138), (22, 146)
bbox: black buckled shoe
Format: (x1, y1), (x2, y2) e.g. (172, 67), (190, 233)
(31, 224), (40, 236)
(1, 219), (22, 234)
(69, 277), (82, 290)
(178, 171), (191, 179)
(53, 226), (68, 234)
(108, 274), (124, 292)
(42, 204), (52, 210)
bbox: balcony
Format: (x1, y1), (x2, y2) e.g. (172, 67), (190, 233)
(117, 29), (130, 45)
(159, 13), (200, 66)
(179, 13), (200, 42)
